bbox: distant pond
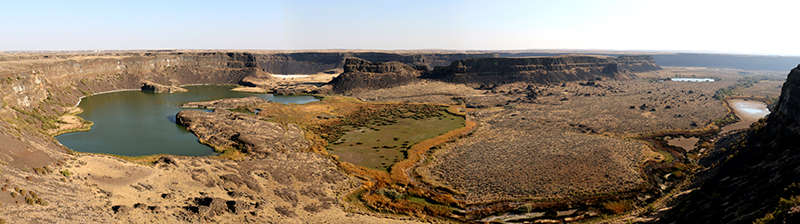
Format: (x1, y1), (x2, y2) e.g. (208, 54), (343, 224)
(670, 78), (715, 82)
(55, 85), (318, 157)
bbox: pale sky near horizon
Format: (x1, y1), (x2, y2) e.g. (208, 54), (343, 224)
(1, 0), (797, 56)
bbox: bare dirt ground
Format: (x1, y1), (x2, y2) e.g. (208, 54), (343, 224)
(4, 152), (424, 224)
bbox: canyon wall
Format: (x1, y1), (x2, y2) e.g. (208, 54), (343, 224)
(328, 58), (426, 93)
(424, 55), (660, 88)
(0, 52), (266, 111)
(0, 51), (494, 111)
(253, 52), (493, 74)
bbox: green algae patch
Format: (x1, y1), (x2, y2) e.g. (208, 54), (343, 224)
(328, 111), (465, 172)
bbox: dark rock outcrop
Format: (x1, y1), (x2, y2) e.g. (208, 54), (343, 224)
(773, 66), (800, 132)
(659, 64), (800, 224)
(615, 55), (662, 72)
(180, 96), (267, 109)
(141, 80), (187, 93)
(254, 52), (493, 74)
(328, 58), (423, 94)
(175, 109), (309, 158)
(425, 55), (660, 87)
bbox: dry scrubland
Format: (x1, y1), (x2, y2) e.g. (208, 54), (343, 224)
(733, 80), (784, 99)
(416, 79), (730, 203)
(352, 67), (768, 205)
(349, 80), (493, 104)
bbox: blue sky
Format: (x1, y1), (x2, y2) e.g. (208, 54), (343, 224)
(1, 0), (797, 55)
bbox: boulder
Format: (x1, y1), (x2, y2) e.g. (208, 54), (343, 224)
(141, 80), (187, 93)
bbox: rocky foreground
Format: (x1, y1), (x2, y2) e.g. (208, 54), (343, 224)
(176, 109), (309, 158)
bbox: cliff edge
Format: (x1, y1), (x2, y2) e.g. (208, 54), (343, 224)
(425, 55), (660, 88)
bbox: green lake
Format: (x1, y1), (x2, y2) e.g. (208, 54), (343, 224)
(55, 85), (318, 156)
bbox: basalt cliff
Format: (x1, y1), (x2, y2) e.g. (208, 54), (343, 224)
(327, 55), (660, 94)
(657, 65), (800, 224)
(0, 51), (494, 111)
(327, 58), (428, 94)
(425, 55), (660, 88)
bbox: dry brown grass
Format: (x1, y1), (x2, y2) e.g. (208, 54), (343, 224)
(733, 80), (784, 100)
(603, 200), (633, 214)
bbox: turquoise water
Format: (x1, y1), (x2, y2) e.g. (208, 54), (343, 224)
(55, 85), (318, 156)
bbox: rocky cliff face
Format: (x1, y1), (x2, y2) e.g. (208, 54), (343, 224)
(327, 58), (425, 94)
(253, 52), (493, 75)
(658, 64), (800, 224)
(615, 55), (662, 72)
(425, 55), (660, 87)
(0, 51), (268, 111)
(0, 51), (494, 111)
(772, 65), (800, 132)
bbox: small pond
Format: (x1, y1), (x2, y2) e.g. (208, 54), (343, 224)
(721, 99), (771, 133)
(667, 136), (699, 150)
(55, 85), (318, 157)
(670, 78), (715, 82)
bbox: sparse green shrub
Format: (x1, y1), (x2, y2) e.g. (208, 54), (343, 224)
(514, 204), (534, 213)
(60, 169), (72, 177)
(36, 198), (47, 206)
(376, 188), (403, 200)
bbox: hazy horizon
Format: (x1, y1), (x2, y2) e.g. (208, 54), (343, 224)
(2, 0), (798, 56)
